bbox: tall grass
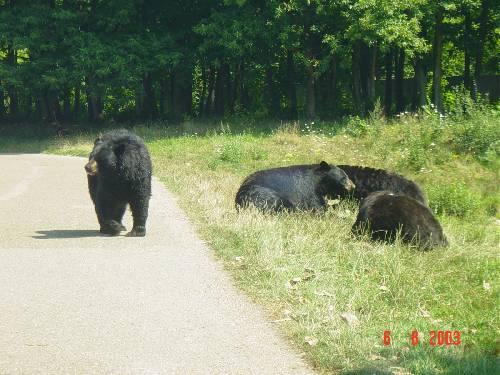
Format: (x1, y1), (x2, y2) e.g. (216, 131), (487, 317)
(1, 109), (499, 374)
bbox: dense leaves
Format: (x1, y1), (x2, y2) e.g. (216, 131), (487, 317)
(0, 0), (498, 123)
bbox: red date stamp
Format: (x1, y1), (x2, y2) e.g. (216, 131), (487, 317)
(384, 330), (461, 346)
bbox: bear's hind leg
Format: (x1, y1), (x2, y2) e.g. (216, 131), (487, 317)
(127, 195), (150, 237)
(245, 186), (293, 213)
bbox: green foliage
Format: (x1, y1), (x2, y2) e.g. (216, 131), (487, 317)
(0, 0), (498, 122)
(449, 112), (500, 158)
(427, 182), (482, 217)
(209, 137), (268, 169)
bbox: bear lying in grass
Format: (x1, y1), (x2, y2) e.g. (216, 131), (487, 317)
(337, 165), (427, 205)
(235, 161), (355, 213)
(85, 129), (152, 237)
(352, 191), (447, 250)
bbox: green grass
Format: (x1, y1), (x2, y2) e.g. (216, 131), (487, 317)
(1, 111), (499, 374)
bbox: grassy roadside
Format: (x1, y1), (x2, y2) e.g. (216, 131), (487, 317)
(1, 111), (499, 374)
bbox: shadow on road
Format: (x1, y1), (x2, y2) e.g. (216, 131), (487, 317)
(33, 230), (102, 239)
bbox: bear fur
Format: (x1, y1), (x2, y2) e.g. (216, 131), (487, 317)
(352, 191), (447, 249)
(85, 129), (152, 237)
(337, 165), (427, 205)
(235, 161), (355, 213)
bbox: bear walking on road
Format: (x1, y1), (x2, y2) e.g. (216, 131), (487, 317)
(352, 191), (447, 249)
(337, 165), (427, 205)
(85, 129), (152, 237)
(235, 161), (355, 213)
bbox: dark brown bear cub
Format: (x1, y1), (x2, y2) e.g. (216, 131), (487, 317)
(85, 129), (152, 237)
(352, 191), (447, 250)
(337, 165), (427, 205)
(235, 161), (355, 213)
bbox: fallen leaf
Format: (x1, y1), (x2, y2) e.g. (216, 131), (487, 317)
(368, 354), (385, 361)
(418, 307), (431, 318)
(327, 199), (340, 206)
(340, 312), (359, 327)
(314, 290), (333, 297)
(290, 277), (302, 285)
(337, 209), (351, 218)
(390, 367), (413, 375)
(379, 285), (389, 292)
(483, 281), (491, 290)
(304, 336), (319, 346)
(302, 268), (316, 281)
(285, 281), (297, 291)
(272, 317), (292, 323)
(234, 256), (244, 262)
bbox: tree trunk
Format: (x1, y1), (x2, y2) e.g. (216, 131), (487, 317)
(0, 81), (5, 117)
(384, 48), (394, 115)
(142, 72), (157, 119)
(463, 8), (472, 91)
(6, 47), (18, 116)
(473, 0), (491, 100)
(328, 55), (337, 114)
(414, 56), (427, 108)
(352, 41), (363, 114)
(63, 88), (71, 122)
(92, 96), (103, 122)
(171, 66), (194, 119)
(286, 50), (298, 120)
(214, 64), (229, 116)
(159, 77), (167, 117)
(198, 66), (207, 116)
(87, 92), (94, 121)
(135, 88), (143, 118)
(37, 95), (48, 121)
(205, 67), (216, 116)
(305, 65), (316, 119)
(365, 44), (377, 112)
(235, 62), (247, 111)
(395, 48), (406, 113)
(87, 95), (103, 123)
(265, 66), (280, 116)
(432, 7), (444, 112)
(73, 83), (81, 119)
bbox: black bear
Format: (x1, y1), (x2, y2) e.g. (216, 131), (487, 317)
(85, 129), (152, 237)
(337, 165), (427, 205)
(235, 161), (355, 213)
(352, 191), (447, 250)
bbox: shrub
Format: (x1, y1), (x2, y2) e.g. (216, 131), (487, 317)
(211, 138), (268, 168)
(217, 141), (245, 162)
(427, 182), (482, 217)
(449, 111), (500, 158)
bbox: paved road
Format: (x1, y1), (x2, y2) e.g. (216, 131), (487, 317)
(0, 154), (313, 375)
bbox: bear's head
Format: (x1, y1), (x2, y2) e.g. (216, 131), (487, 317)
(84, 137), (126, 176)
(315, 161), (355, 197)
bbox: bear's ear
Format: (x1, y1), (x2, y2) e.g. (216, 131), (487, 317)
(114, 143), (126, 157)
(317, 161), (331, 172)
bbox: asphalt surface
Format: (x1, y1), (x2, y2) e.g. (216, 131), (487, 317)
(0, 154), (313, 375)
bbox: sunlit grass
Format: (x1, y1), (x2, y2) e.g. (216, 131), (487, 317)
(1, 112), (498, 374)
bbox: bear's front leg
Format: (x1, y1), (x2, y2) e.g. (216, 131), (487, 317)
(127, 195), (150, 237)
(97, 193), (124, 236)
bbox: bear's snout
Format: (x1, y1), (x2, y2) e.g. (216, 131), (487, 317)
(85, 159), (98, 175)
(345, 179), (355, 192)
